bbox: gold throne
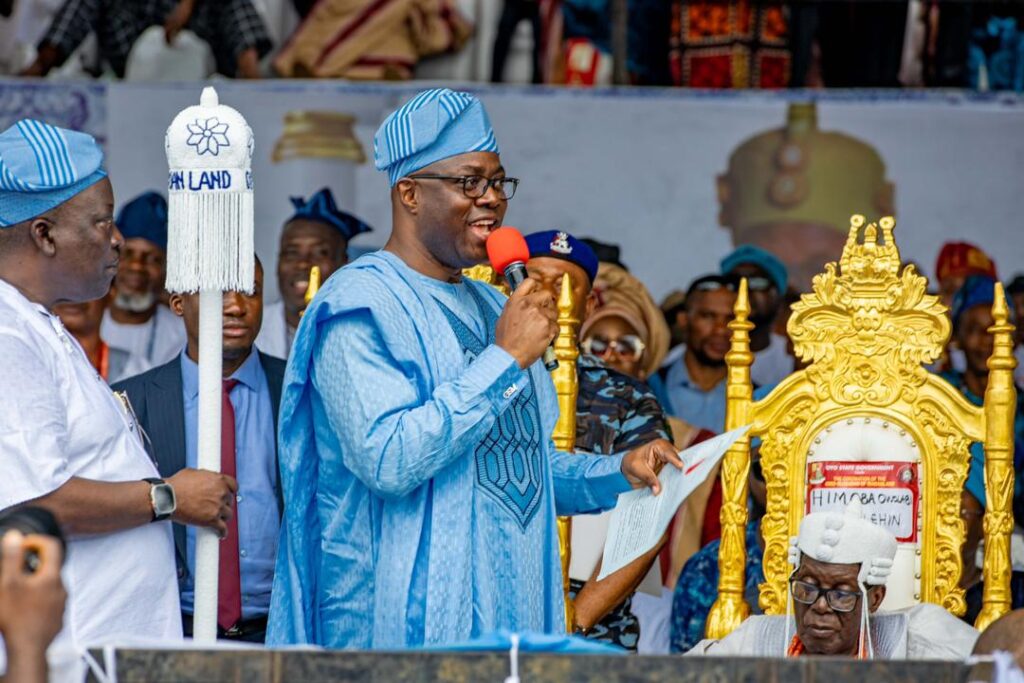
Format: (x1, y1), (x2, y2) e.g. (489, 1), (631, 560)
(706, 215), (1018, 639)
(464, 265), (579, 632)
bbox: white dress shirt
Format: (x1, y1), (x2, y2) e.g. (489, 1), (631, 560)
(750, 333), (794, 388)
(0, 278), (181, 653)
(101, 304), (186, 376)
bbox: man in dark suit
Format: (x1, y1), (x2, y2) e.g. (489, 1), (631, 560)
(114, 257), (284, 643)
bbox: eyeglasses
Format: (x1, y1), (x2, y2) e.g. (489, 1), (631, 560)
(581, 334), (646, 361)
(407, 174), (519, 200)
(789, 578), (861, 613)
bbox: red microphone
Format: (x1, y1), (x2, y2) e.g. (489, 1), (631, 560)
(486, 227), (558, 371)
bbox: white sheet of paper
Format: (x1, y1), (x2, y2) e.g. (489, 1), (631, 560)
(569, 511), (663, 596)
(596, 426), (751, 581)
(569, 511), (611, 582)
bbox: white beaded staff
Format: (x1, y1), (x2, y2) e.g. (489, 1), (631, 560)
(165, 86), (255, 642)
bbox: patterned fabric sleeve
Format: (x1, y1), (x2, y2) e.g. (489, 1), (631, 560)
(669, 540), (720, 653)
(40, 0), (100, 58)
(310, 310), (527, 500)
(575, 355), (671, 455)
(613, 388), (671, 452)
(215, 0), (273, 60)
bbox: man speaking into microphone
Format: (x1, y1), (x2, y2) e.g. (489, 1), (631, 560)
(267, 88), (681, 649)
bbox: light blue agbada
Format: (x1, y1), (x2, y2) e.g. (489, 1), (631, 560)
(266, 251), (630, 648)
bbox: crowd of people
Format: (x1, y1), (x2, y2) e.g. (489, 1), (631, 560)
(0, 84), (1023, 683)
(1, 0), (1023, 90)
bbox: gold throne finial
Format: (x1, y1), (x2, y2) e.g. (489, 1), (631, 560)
(835, 215), (902, 295)
(300, 265), (322, 318)
(707, 277), (756, 639)
(551, 272), (579, 632)
(791, 216), (950, 403)
(304, 265), (321, 307)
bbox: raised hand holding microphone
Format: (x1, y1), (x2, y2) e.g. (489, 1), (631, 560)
(487, 227), (559, 370)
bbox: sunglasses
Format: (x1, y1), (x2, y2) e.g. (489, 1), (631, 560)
(692, 279), (737, 293)
(745, 276), (775, 292)
(581, 334), (646, 361)
(695, 276), (773, 293)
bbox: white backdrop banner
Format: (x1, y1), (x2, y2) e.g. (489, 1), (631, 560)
(2, 80), (1022, 303)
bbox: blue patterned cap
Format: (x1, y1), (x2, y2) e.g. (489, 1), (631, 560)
(117, 191), (168, 252)
(720, 244), (788, 294)
(0, 119), (107, 227)
(288, 188), (372, 240)
(525, 230), (599, 285)
(374, 88), (499, 186)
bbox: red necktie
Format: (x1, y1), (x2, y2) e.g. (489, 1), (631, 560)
(218, 378), (242, 631)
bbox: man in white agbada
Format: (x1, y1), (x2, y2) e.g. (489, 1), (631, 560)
(0, 119), (235, 666)
(688, 502), (978, 659)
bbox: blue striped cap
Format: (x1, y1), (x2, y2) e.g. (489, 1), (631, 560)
(0, 119), (107, 227)
(374, 88), (499, 186)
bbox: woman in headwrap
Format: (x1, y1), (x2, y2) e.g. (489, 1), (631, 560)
(581, 263), (666, 380)
(581, 263), (721, 651)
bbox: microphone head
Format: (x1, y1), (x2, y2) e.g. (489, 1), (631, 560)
(486, 226), (530, 274)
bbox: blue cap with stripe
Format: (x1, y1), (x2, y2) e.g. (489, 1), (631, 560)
(0, 119), (107, 227)
(288, 187), (372, 240)
(373, 88), (499, 186)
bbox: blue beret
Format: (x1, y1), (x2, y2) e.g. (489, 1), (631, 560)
(525, 230), (599, 285)
(374, 88), (498, 186)
(117, 191), (168, 252)
(0, 119), (107, 227)
(720, 244), (788, 294)
(288, 188), (372, 240)
(951, 274), (999, 329)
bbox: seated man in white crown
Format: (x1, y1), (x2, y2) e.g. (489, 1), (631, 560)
(687, 502), (978, 659)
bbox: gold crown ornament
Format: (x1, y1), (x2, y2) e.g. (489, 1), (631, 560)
(272, 111), (366, 164)
(718, 103), (895, 241)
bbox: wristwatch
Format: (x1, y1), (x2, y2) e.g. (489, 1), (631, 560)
(144, 478), (177, 522)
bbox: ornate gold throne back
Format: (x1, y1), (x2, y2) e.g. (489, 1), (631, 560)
(706, 216), (1018, 639)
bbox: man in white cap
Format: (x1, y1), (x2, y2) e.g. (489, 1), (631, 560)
(0, 119), (236, 657)
(687, 502), (978, 659)
(267, 88), (682, 649)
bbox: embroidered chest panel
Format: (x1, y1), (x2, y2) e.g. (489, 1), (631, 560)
(434, 289), (544, 531)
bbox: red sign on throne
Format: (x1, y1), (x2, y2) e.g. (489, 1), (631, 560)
(806, 461), (920, 543)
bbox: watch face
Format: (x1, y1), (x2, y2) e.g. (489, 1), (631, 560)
(153, 484), (176, 516)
